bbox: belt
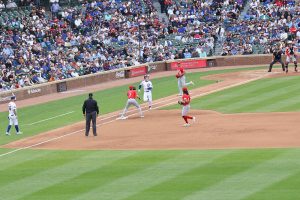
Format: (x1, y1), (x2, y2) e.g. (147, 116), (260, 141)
(145, 91), (150, 92)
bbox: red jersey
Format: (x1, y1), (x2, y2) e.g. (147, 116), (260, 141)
(182, 94), (191, 106)
(286, 46), (295, 56)
(176, 67), (185, 78)
(127, 90), (137, 99)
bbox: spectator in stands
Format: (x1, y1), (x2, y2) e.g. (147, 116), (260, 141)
(0, 1), (5, 9)
(6, 0), (17, 8)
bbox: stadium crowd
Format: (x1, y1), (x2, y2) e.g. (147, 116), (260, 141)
(0, 0), (299, 92)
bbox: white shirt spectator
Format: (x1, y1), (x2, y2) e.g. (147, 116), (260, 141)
(0, 1), (5, 9)
(6, 0), (17, 8)
(74, 18), (82, 27)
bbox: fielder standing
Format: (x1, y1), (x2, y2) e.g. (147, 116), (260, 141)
(117, 86), (144, 120)
(285, 41), (298, 73)
(138, 74), (153, 110)
(176, 63), (194, 96)
(178, 87), (195, 127)
(268, 45), (285, 72)
(5, 96), (22, 135)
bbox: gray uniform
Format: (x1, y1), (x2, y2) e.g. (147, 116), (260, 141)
(182, 104), (190, 116)
(121, 99), (143, 118)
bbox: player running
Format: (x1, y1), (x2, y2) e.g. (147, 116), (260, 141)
(178, 87), (196, 127)
(117, 86), (144, 120)
(176, 63), (194, 96)
(285, 41), (298, 73)
(138, 74), (153, 110)
(5, 96), (22, 135)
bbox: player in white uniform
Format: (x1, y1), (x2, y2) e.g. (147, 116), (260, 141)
(138, 74), (153, 109)
(285, 41), (298, 73)
(6, 96), (22, 135)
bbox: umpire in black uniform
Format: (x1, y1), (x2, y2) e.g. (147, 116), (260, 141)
(268, 46), (285, 72)
(82, 93), (99, 136)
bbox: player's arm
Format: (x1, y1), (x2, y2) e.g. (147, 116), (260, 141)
(138, 82), (142, 92)
(82, 101), (86, 115)
(95, 102), (99, 116)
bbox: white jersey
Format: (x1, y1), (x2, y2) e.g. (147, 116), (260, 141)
(140, 80), (153, 92)
(8, 101), (17, 116)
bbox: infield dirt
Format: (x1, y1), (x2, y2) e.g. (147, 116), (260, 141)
(3, 67), (300, 150)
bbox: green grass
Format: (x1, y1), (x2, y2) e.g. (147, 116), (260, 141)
(165, 75), (300, 113)
(0, 66), (263, 145)
(0, 148), (300, 200)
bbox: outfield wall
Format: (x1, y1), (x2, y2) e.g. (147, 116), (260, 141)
(1, 54), (299, 103)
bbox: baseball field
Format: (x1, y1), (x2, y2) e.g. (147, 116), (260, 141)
(1, 65), (300, 199)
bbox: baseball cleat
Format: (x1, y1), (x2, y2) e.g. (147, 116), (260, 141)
(190, 81), (195, 85)
(183, 123), (190, 127)
(193, 117), (196, 123)
(16, 132), (22, 135)
(140, 115), (144, 118)
(295, 68), (298, 72)
(5, 132), (10, 136)
(149, 106), (152, 110)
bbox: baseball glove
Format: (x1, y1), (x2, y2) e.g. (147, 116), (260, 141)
(178, 100), (183, 105)
(176, 74), (180, 78)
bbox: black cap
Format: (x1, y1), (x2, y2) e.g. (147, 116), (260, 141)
(11, 96), (16, 100)
(89, 93), (93, 97)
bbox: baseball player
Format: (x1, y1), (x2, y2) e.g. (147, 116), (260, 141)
(178, 87), (196, 127)
(5, 96), (22, 135)
(285, 41), (298, 73)
(268, 45), (285, 72)
(176, 63), (194, 96)
(138, 74), (153, 110)
(117, 85), (144, 120)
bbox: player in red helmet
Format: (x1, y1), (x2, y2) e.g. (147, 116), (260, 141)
(178, 87), (196, 127)
(176, 63), (194, 96)
(117, 85), (144, 120)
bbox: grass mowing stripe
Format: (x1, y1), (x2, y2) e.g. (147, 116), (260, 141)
(273, 95), (300, 112)
(0, 151), (137, 200)
(221, 81), (300, 113)
(239, 85), (300, 113)
(0, 67), (264, 146)
(183, 149), (300, 200)
(122, 149), (282, 200)
(196, 77), (281, 107)
(0, 150), (53, 171)
(243, 169), (300, 200)
(19, 151), (179, 200)
(74, 150), (233, 200)
(0, 151), (86, 190)
(197, 77), (296, 112)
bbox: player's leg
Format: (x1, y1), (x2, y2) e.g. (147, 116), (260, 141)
(148, 92), (152, 109)
(119, 100), (130, 119)
(182, 105), (190, 126)
(6, 117), (13, 135)
(133, 99), (143, 117)
(293, 57), (297, 72)
(279, 59), (285, 71)
(268, 60), (276, 72)
(91, 111), (97, 136)
(178, 78), (183, 95)
(13, 117), (21, 135)
(85, 113), (92, 136)
(285, 57), (290, 73)
(183, 76), (194, 86)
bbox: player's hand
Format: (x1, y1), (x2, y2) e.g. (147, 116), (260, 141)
(138, 89), (141, 93)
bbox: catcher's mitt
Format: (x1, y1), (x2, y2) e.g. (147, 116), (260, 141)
(176, 74), (180, 78)
(178, 100), (183, 105)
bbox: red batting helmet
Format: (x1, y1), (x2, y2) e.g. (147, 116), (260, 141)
(182, 87), (188, 92)
(129, 85), (134, 90)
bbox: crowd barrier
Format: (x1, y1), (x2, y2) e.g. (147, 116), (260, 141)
(1, 54), (299, 103)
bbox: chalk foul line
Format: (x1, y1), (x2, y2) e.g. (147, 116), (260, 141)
(0, 73), (269, 158)
(24, 111), (75, 126)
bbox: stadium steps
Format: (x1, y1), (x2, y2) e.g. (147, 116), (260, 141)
(153, 0), (169, 25)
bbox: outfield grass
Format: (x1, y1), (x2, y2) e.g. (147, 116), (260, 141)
(0, 148), (299, 200)
(0, 67), (263, 145)
(166, 75), (300, 113)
